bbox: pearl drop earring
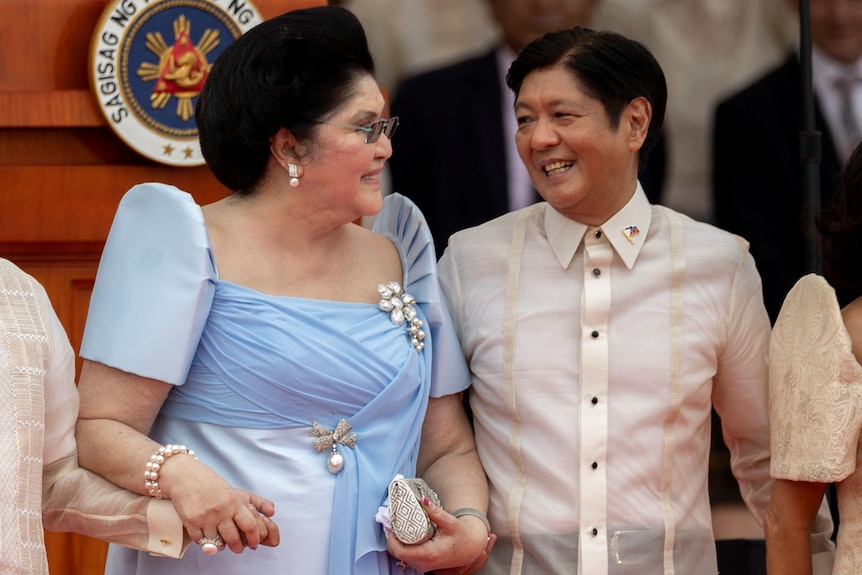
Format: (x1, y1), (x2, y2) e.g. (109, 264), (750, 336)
(288, 163), (300, 187)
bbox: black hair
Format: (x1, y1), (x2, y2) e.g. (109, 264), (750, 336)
(506, 27), (667, 170)
(818, 142), (862, 289)
(195, 5), (375, 192)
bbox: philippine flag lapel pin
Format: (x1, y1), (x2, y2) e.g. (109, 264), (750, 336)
(622, 225), (640, 244)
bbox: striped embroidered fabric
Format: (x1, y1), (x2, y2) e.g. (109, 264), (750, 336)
(0, 260), (49, 575)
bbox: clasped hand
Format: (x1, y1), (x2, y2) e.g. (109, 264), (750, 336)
(164, 461), (280, 553)
(387, 499), (496, 574)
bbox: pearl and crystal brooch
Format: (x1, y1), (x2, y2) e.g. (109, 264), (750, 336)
(377, 281), (425, 352)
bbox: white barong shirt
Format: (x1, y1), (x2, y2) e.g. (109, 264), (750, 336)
(438, 184), (834, 575)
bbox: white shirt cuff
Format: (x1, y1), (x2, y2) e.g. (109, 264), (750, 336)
(146, 498), (189, 558)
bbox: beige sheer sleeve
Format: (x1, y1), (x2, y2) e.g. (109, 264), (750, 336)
(35, 277), (189, 559)
(0, 259), (188, 568)
(770, 274), (862, 483)
(42, 452), (189, 558)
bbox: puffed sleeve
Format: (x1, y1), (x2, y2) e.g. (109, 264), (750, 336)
(80, 183), (217, 385)
(373, 193), (471, 397)
(770, 273), (862, 482)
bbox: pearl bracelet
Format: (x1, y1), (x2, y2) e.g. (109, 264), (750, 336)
(452, 507), (491, 536)
(144, 444), (196, 498)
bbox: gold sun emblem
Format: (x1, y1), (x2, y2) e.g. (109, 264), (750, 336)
(136, 15), (219, 122)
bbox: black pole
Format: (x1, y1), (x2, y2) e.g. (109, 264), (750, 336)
(798, 0), (822, 274)
(799, 2), (840, 541)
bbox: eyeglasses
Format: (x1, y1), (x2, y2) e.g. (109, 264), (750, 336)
(315, 116), (399, 144)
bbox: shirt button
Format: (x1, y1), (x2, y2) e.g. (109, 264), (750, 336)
(590, 528), (598, 536)
(591, 330), (599, 338)
(594, 230), (602, 238)
(592, 268), (601, 276)
(591, 461), (598, 469)
(591, 397), (598, 404)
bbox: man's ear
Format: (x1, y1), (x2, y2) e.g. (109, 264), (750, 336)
(626, 96), (652, 153)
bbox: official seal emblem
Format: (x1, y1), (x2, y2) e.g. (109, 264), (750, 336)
(89, 0), (262, 166)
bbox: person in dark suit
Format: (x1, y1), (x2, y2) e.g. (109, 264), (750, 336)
(713, 57), (843, 324)
(389, 0), (602, 256)
(713, 0), (862, 323)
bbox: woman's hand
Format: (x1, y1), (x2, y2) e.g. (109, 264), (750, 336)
(386, 498), (496, 574)
(76, 362), (279, 554)
(161, 455), (272, 554)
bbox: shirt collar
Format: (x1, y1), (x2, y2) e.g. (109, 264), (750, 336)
(812, 44), (862, 88)
(544, 182), (652, 270)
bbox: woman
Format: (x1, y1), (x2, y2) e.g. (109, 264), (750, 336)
(74, 6), (491, 575)
(766, 140), (862, 574)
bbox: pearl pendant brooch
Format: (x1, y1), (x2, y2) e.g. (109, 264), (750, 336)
(309, 419), (357, 475)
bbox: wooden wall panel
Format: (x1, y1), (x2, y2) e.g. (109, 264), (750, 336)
(0, 165), (227, 243)
(0, 1), (326, 573)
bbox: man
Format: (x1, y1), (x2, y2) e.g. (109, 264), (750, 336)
(389, 0), (601, 256)
(0, 258), (278, 573)
(438, 27), (834, 574)
(713, 0), (862, 322)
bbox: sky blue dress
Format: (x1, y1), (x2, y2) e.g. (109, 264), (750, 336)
(80, 184), (471, 575)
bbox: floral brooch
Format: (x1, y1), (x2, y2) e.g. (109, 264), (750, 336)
(377, 282), (425, 352)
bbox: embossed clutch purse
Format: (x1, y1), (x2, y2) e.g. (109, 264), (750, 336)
(388, 477), (442, 545)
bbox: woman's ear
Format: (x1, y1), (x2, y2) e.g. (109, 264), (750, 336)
(270, 127), (305, 185)
(270, 127), (299, 169)
(626, 97), (652, 153)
